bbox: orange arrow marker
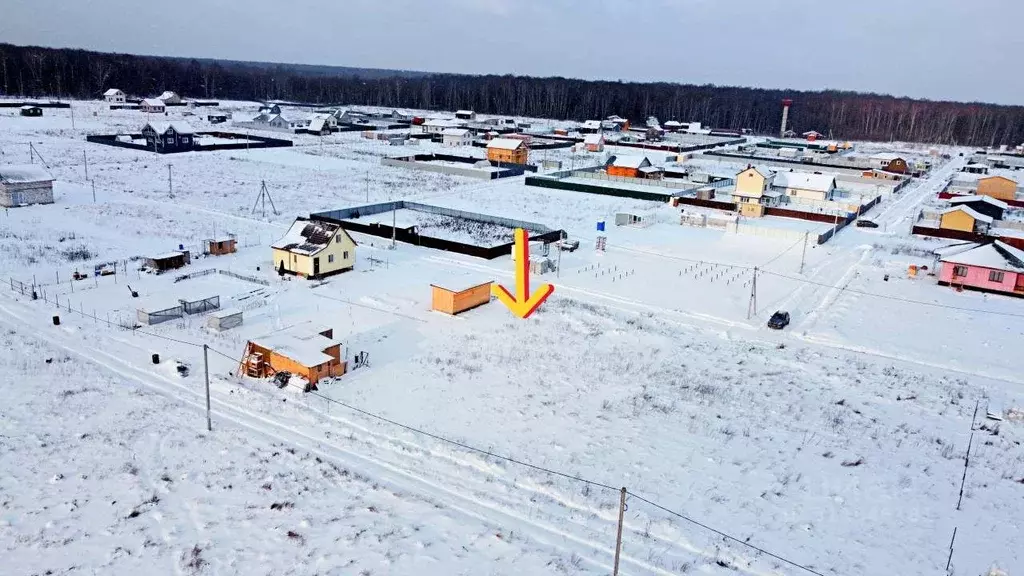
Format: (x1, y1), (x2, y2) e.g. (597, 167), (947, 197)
(493, 228), (554, 319)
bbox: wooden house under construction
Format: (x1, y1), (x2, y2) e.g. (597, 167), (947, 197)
(240, 325), (347, 385)
(204, 237), (237, 256)
(430, 281), (493, 315)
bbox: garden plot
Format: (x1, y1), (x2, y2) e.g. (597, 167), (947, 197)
(353, 208), (518, 247)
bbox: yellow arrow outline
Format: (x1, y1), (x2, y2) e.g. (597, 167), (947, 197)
(492, 228), (554, 319)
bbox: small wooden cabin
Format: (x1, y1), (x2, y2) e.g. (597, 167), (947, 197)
(145, 251), (190, 273)
(205, 237), (237, 256)
(486, 138), (529, 165)
(976, 176), (1018, 201)
(241, 325), (347, 385)
(431, 281), (493, 315)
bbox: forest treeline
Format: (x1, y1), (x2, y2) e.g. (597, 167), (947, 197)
(2, 42), (1022, 146)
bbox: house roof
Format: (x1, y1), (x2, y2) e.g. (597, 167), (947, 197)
(739, 166), (775, 180)
(455, 110), (475, 115)
(663, 120), (682, 127)
(638, 165), (663, 173)
(611, 155), (651, 169)
(487, 138), (526, 151)
(144, 121), (195, 135)
(870, 153), (904, 161)
(442, 128), (470, 137)
(965, 162), (990, 169)
(158, 91), (179, 100)
(773, 171), (836, 192)
(949, 195), (1009, 211)
(308, 116), (328, 131)
(940, 241), (1024, 271)
(581, 120), (602, 129)
(0, 164), (54, 184)
(148, 251), (188, 261)
(272, 218), (352, 256)
(802, 131), (824, 136)
(250, 326), (342, 368)
(940, 205), (994, 224)
(103, 88), (122, 96)
(583, 134), (604, 144)
(141, 98), (165, 107)
(20, 105), (41, 110)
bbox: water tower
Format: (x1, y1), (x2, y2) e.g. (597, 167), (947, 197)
(780, 99), (792, 138)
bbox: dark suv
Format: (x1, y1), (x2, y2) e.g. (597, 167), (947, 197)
(767, 311), (791, 330)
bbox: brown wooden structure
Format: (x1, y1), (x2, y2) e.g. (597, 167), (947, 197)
(431, 281), (493, 315)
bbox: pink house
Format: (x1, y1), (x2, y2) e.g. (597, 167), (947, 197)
(938, 241), (1024, 297)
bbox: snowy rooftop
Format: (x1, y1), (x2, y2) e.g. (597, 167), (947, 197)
(272, 218), (344, 255)
(948, 195), (1009, 210)
(141, 98), (164, 106)
(611, 155), (650, 169)
(0, 164), (54, 184)
(940, 241), (1024, 271)
(251, 326), (341, 368)
(773, 171), (837, 192)
(870, 153), (904, 161)
(939, 205), (993, 224)
(145, 121), (195, 135)
(442, 128), (470, 137)
(103, 88), (122, 96)
(583, 134), (604, 145)
(487, 138), (525, 151)
(158, 91), (179, 100)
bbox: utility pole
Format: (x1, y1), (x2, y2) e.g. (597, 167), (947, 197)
(613, 487), (627, 576)
(70, 105), (75, 130)
(747, 267), (758, 320)
(167, 164), (173, 197)
(91, 181), (96, 203)
(391, 200), (397, 249)
(83, 151), (89, 181)
(203, 344), (212, 432)
(799, 232), (808, 274)
(556, 230), (564, 278)
(28, 143), (33, 164)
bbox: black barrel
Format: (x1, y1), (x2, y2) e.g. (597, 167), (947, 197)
(151, 353), (160, 364)
(52, 315), (60, 326)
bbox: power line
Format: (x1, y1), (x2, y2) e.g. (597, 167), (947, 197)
(626, 491), (828, 576)
(760, 269), (1024, 318)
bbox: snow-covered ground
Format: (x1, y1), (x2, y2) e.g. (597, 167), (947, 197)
(0, 99), (1021, 576)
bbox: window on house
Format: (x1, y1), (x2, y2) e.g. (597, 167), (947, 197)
(292, 254), (297, 262)
(328, 254), (334, 263)
(343, 251), (349, 260)
(953, 265), (968, 277)
(989, 270), (1005, 283)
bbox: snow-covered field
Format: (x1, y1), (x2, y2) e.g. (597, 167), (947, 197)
(0, 100), (1021, 576)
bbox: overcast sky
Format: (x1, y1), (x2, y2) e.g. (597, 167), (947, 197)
(4, 0), (1023, 105)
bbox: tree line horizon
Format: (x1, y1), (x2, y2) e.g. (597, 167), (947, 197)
(1, 42), (1021, 147)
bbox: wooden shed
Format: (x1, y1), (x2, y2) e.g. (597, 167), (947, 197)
(977, 176), (1018, 201)
(145, 251), (190, 273)
(204, 237), (237, 255)
(207, 308), (243, 332)
(431, 281), (493, 315)
(241, 325), (347, 385)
